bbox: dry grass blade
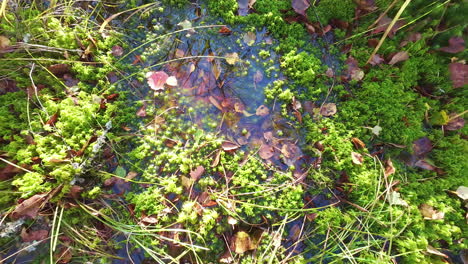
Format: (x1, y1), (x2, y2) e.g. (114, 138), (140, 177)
(366, 0), (412, 64)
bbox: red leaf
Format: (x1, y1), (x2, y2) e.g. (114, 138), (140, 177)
(372, 15), (404, 38)
(106, 93), (119, 101)
(21, 228), (49, 242)
(111, 45), (124, 57)
(388, 51), (409, 65)
(449, 63), (468, 88)
(219, 26), (232, 35)
(292, 0), (310, 16)
(190, 165), (205, 181)
(146, 71), (169, 91)
(440, 37), (465, 54)
(46, 113), (59, 126)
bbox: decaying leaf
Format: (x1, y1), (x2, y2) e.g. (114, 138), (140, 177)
(384, 159), (395, 178)
(166, 76), (178, 86)
(219, 250), (234, 263)
(253, 70), (263, 83)
(292, 0), (311, 16)
(386, 191), (408, 207)
(440, 36), (465, 54)
(256, 105), (270, 116)
(369, 54), (384, 65)
(141, 215), (158, 224)
(111, 45), (124, 57)
(388, 51), (409, 65)
(238, 0), (256, 16)
(222, 141), (240, 152)
(371, 15), (405, 38)
(259, 144), (274, 160)
(351, 152), (363, 165)
(225, 52), (239, 65)
(209, 96), (223, 111)
(426, 245), (449, 258)
(320, 103), (337, 117)
(11, 193), (48, 219)
(412, 137), (432, 157)
(445, 115), (465, 131)
(419, 204), (445, 220)
(243, 31), (256, 46)
(371, 125), (382, 136)
(233, 231), (257, 254)
(190, 165), (205, 181)
(219, 26), (232, 35)
(0, 35), (10, 49)
(0, 163), (23, 181)
(351, 137), (366, 149)
(454, 186), (468, 200)
(449, 63), (468, 88)
(21, 228), (49, 242)
(136, 103), (147, 117)
(146, 71), (169, 91)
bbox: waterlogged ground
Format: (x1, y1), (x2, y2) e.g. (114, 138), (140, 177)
(0, 0), (467, 263)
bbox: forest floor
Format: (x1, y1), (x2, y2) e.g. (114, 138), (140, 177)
(0, 0), (467, 263)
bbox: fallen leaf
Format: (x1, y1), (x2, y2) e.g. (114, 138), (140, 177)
(126, 171), (138, 181)
(292, 0), (310, 16)
(11, 193), (48, 219)
(371, 125), (382, 136)
(320, 103), (337, 117)
(136, 104), (147, 117)
(233, 231), (256, 254)
(175, 49), (185, 58)
(190, 165), (205, 181)
(243, 31), (256, 46)
(369, 54), (384, 65)
(45, 113), (59, 126)
(449, 63), (468, 88)
(412, 137), (432, 157)
(209, 96), (223, 111)
(111, 45), (124, 57)
(414, 159), (443, 174)
(351, 69), (364, 81)
(166, 76), (178, 86)
(225, 52), (239, 65)
(256, 105), (270, 116)
(222, 141), (240, 152)
(440, 36), (465, 54)
(351, 152), (363, 165)
(388, 51), (409, 65)
(141, 215), (158, 224)
(0, 35), (10, 49)
(146, 71), (169, 91)
(384, 159), (395, 178)
(259, 144), (274, 160)
(69, 185), (83, 199)
(351, 137), (366, 149)
(219, 250), (234, 263)
(371, 15), (405, 38)
(386, 191), (408, 207)
(426, 245), (449, 258)
(0, 163), (23, 181)
(325, 68), (334, 78)
(445, 115), (465, 131)
(455, 186), (468, 200)
(355, 0), (377, 11)
(212, 61), (222, 80)
(219, 26), (232, 35)
(419, 204), (445, 220)
(48, 64), (71, 77)
(55, 246), (73, 264)
(21, 228), (49, 242)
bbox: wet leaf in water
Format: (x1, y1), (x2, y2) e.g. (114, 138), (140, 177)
(190, 165), (205, 181)
(243, 31), (256, 46)
(256, 105), (270, 116)
(209, 96), (223, 111)
(440, 37), (465, 54)
(225, 52), (240, 65)
(320, 103), (337, 117)
(449, 63), (468, 88)
(259, 144), (274, 160)
(419, 204), (444, 220)
(212, 61), (222, 80)
(218, 26), (232, 35)
(351, 152), (363, 165)
(292, 0), (310, 16)
(146, 71), (169, 91)
(222, 141), (240, 152)
(111, 45), (124, 57)
(388, 51), (409, 65)
(20, 228), (49, 242)
(412, 137), (432, 157)
(11, 193), (48, 219)
(166, 76), (178, 86)
(253, 70), (263, 83)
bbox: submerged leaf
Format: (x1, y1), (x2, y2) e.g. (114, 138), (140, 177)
(225, 52), (240, 65)
(222, 141), (240, 152)
(146, 71), (169, 91)
(243, 31), (256, 46)
(256, 105), (270, 116)
(259, 144), (274, 160)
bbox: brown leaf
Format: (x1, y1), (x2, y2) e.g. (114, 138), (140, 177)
(419, 204), (444, 220)
(233, 231), (257, 254)
(45, 113), (59, 126)
(111, 45), (124, 57)
(0, 163), (23, 181)
(21, 228), (49, 242)
(440, 37), (465, 54)
(412, 137), (432, 157)
(256, 105), (270, 116)
(384, 159), (395, 178)
(141, 215), (158, 224)
(222, 141), (240, 152)
(243, 31), (256, 46)
(369, 54), (384, 66)
(371, 15), (405, 38)
(355, 0), (377, 12)
(388, 51), (409, 65)
(48, 64), (71, 77)
(136, 103), (147, 117)
(0, 35), (11, 49)
(209, 96), (224, 111)
(351, 137), (366, 149)
(325, 68), (334, 78)
(351, 152), (363, 165)
(259, 144), (274, 160)
(218, 26), (232, 35)
(55, 246), (73, 264)
(320, 103), (337, 117)
(190, 165), (205, 181)
(292, 0), (311, 16)
(445, 115), (465, 131)
(414, 159), (444, 174)
(69, 185), (83, 199)
(11, 193), (48, 219)
(449, 63), (468, 88)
